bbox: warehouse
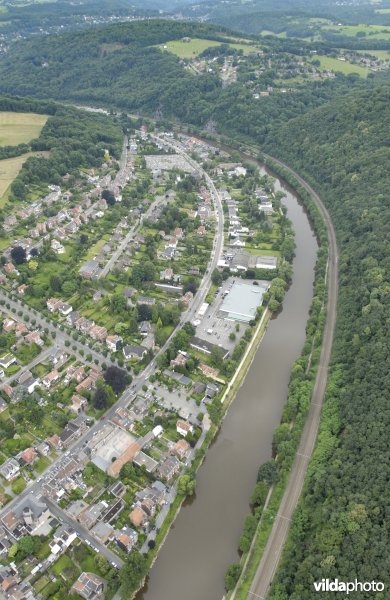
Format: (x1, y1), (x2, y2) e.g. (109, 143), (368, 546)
(218, 280), (267, 323)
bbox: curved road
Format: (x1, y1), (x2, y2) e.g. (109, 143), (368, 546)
(246, 154), (339, 599)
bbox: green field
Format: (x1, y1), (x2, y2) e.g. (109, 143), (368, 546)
(0, 153), (38, 202)
(159, 38), (262, 59)
(323, 24), (390, 39)
(356, 49), (390, 59)
(260, 30), (287, 38)
(0, 111), (48, 146)
(312, 55), (368, 77)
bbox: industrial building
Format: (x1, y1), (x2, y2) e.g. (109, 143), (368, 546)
(218, 280), (267, 323)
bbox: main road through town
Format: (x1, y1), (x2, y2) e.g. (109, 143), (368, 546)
(0, 140), (225, 559)
(246, 153), (338, 599)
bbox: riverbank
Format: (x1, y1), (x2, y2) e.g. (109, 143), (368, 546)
(137, 148), (318, 600)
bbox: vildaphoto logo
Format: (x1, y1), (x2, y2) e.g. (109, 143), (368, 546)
(313, 579), (385, 594)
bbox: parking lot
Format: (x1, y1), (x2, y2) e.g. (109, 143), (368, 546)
(193, 277), (258, 350)
(151, 383), (204, 423)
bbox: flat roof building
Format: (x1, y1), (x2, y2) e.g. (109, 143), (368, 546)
(218, 281), (266, 323)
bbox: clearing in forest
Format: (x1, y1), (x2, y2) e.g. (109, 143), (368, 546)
(0, 111), (48, 146)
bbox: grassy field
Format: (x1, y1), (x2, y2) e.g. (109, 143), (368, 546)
(356, 49), (390, 59)
(0, 150), (49, 207)
(323, 23), (390, 39)
(159, 38), (262, 58)
(0, 111), (47, 146)
(312, 55), (368, 76)
(260, 30), (287, 38)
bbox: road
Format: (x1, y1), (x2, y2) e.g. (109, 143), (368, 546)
(0, 141), (225, 559)
(1, 346), (53, 386)
(247, 154), (338, 599)
(99, 194), (164, 279)
(45, 498), (124, 568)
(0, 289), (115, 367)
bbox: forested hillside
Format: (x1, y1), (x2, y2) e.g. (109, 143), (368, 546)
(0, 20), (371, 133)
(264, 85), (390, 598)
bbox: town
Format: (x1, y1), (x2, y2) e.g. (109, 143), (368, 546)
(0, 123), (288, 599)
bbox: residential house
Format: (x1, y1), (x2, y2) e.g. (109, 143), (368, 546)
(42, 370), (60, 389)
(89, 325), (107, 341)
(180, 291), (193, 307)
(58, 302), (73, 316)
(24, 330), (44, 346)
(2, 319), (16, 333)
(0, 354), (16, 369)
(17, 284), (28, 295)
(170, 351), (187, 369)
(115, 527), (138, 553)
(123, 345), (147, 361)
(51, 239), (65, 254)
(71, 572), (106, 600)
(106, 335), (122, 352)
(79, 259), (101, 279)
(206, 382), (221, 398)
(138, 321), (151, 336)
(46, 434), (63, 450)
(20, 447), (37, 466)
(129, 506), (147, 528)
(157, 456), (181, 482)
(0, 459), (20, 482)
(171, 438), (190, 460)
(15, 322), (28, 337)
(176, 419), (193, 437)
(4, 263), (18, 275)
(90, 521), (114, 544)
(70, 394), (88, 415)
(2, 384), (13, 399)
(46, 298), (61, 313)
(141, 333), (155, 351)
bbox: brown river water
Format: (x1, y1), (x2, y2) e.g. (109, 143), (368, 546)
(136, 171), (318, 600)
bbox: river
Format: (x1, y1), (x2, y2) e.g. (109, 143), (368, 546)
(136, 169), (318, 600)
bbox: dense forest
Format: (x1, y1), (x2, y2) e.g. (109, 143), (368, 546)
(264, 86), (390, 598)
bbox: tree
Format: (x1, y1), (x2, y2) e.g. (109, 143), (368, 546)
(93, 385), (109, 409)
(11, 246), (26, 264)
(104, 366), (130, 394)
(257, 460), (277, 485)
(50, 274), (62, 292)
(210, 345), (224, 368)
(211, 268), (223, 287)
(102, 189), (116, 205)
(225, 563), (241, 590)
(177, 473), (196, 497)
(120, 551), (147, 596)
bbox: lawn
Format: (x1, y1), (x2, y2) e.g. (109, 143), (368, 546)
(311, 55), (368, 77)
(84, 234), (110, 260)
(159, 38), (262, 59)
(0, 151), (48, 206)
(0, 111), (48, 146)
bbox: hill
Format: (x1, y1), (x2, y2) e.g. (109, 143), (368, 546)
(264, 85), (390, 599)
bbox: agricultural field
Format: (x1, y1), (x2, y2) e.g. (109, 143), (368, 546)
(323, 23), (390, 39)
(0, 111), (47, 146)
(0, 152), (44, 203)
(311, 55), (369, 77)
(159, 38), (263, 59)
